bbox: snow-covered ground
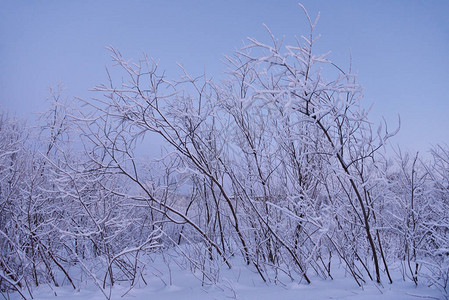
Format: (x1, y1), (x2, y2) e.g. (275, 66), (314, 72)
(8, 253), (443, 300)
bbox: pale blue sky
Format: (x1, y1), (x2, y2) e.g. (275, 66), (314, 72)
(1, 1), (448, 152)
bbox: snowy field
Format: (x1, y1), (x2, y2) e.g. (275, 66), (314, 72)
(8, 253), (442, 300)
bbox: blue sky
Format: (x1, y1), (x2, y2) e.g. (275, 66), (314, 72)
(1, 1), (448, 152)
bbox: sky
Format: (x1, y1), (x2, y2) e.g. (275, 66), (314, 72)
(0, 0), (448, 153)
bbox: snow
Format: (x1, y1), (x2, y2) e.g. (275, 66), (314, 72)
(9, 253), (442, 300)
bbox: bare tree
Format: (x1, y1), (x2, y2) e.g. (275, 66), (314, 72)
(4, 6), (449, 300)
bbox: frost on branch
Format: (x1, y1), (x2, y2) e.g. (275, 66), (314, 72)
(1, 7), (447, 300)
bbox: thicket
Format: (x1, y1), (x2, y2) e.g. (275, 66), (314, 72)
(1, 8), (448, 299)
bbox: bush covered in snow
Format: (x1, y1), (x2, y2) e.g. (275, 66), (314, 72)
(1, 8), (448, 300)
